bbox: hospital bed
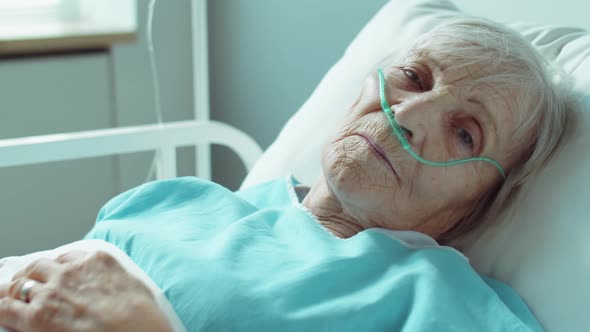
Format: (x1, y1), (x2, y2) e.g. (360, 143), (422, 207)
(1, 0), (589, 331)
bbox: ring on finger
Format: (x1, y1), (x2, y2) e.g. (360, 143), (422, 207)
(18, 280), (38, 303)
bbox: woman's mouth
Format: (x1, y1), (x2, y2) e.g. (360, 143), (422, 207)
(354, 134), (399, 179)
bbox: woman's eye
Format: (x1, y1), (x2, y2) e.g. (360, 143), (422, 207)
(403, 69), (423, 90)
(457, 128), (474, 150)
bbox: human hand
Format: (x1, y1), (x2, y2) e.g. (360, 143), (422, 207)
(0, 250), (172, 332)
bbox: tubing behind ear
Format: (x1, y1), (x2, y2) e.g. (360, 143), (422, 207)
(377, 68), (506, 180)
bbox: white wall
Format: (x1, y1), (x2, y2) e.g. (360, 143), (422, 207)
(453, 0), (590, 30)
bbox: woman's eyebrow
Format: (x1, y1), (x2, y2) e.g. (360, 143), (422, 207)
(411, 49), (449, 72)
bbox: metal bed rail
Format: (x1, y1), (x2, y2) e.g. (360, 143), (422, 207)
(0, 120), (263, 180)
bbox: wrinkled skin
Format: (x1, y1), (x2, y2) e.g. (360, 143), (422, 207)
(303, 47), (527, 239)
(0, 251), (171, 332)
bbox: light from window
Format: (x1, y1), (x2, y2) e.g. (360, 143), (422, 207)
(0, 0), (63, 11)
(0, 0), (136, 54)
(0, 0), (80, 23)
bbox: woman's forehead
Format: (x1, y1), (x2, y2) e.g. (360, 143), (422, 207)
(407, 46), (522, 107)
(405, 47), (491, 85)
(405, 48), (452, 71)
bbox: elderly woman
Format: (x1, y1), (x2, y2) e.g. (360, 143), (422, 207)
(0, 17), (568, 332)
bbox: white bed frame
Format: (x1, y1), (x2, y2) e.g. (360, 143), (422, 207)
(0, 120), (263, 179)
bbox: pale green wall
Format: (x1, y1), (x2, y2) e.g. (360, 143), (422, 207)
(208, 0), (388, 189)
(0, 0), (195, 257)
(0, 53), (117, 257)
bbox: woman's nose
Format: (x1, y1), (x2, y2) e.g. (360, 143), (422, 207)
(400, 126), (413, 140)
(391, 96), (447, 150)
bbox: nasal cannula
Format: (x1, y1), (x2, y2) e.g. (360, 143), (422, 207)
(377, 68), (506, 179)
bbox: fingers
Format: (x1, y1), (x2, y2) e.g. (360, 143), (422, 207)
(0, 283), (8, 298)
(11, 251), (90, 284)
(7, 279), (42, 303)
(55, 250), (89, 264)
(8, 258), (55, 305)
(0, 297), (28, 332)
(12, 258), (60, 283)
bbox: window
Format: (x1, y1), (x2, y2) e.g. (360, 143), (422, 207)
(0, 0), (137, 55)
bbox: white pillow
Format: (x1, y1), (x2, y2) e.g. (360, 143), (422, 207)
(464, 24), (590, 332)
(242, 1), (590, 331)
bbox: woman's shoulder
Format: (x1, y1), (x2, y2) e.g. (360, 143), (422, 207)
(92, 176), (297, 224)
(236, 175), (301, 209)
(94, 177), (231, 222)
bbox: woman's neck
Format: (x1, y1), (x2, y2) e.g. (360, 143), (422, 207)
(301, 178), (365, 238)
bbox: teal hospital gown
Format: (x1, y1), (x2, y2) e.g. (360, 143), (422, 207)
(85, 176), (542, 331)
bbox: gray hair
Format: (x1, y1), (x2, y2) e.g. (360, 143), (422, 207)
(378, 17), (572, 246)
(418, 18), (571, 246)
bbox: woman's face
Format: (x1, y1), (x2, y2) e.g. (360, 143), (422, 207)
(321, 47), (527, 238)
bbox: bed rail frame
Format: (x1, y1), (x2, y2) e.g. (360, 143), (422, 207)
(0, 120), (263, 180)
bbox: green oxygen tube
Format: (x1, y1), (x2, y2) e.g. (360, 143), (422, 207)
(377, 68), (506, 179)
